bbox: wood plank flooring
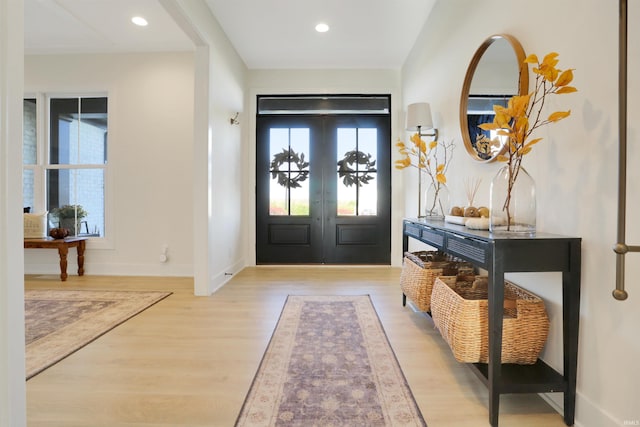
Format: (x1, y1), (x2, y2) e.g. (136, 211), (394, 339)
(25, 267), (566, 426)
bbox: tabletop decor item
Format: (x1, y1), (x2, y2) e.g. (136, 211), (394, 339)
(48, 227), (69, 239)
(462, 177), (484, 218)
(24, 211), (48, 239)
(479, 52), (577, 233)
(396, 134), (454, 218)
(50, 204), (88, 236)
(446, 177), (488, 226)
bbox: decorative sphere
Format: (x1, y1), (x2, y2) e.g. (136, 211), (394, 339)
(49, 228), (69, 239)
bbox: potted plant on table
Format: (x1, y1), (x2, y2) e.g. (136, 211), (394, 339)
(50, 204), (88, 236)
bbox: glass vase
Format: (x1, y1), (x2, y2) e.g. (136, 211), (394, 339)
(489, 165), (536, 234)
(424, 182), (450, 219)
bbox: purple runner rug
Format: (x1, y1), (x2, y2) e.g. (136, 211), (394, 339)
(235, 295), (427, 426)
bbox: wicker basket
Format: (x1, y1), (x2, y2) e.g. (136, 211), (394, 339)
(431, 275), (550, 365)
(400, 251), (474, 312)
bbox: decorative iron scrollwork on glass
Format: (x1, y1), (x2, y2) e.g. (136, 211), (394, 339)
(270, 148), (309, 189)
(337, 150), (376, 187)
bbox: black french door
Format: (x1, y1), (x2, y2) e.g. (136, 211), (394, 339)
(256, 105), (391, 264)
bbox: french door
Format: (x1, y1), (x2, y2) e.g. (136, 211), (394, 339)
(256, 100), (391, 264)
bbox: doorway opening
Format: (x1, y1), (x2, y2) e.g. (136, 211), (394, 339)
(256, 95), (391, 264)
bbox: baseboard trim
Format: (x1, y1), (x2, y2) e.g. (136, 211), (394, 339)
(209, 258), (245, 294)
(539, 389), (623, 427)
(24, 262), (193, 277)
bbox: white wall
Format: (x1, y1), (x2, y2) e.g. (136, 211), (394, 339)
(23, 52), (196, 277)
(22, 0), (249, 295)
(168, 0), (247, 295)
(402, 0), (639, 426)
(0, 0), (26, 425)
(247, 69), (406, 265)
(5, 3), (247, 421)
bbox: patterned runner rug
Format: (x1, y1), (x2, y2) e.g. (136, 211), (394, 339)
(25, 289), (171, 379)
(235, 295), (426, 426)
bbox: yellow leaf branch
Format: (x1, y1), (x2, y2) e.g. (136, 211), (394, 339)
(395, 133), (454, 192)
(478, 51), (578, 229)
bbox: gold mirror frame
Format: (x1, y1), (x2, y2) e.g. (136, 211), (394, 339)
(459, 34), (529, 162)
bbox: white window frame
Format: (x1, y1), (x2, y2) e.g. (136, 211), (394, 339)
(24, 92), (114, 249)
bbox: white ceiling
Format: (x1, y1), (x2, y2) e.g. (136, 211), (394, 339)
(204, 0), (436, 69)
(24, 0), (193, 55)
(25, 0), (436, 69)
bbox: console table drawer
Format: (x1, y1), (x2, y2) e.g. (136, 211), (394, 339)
(445, 233), (488, 267)
(404, 222), (422, 240)
(403, 221), (446, 249)
(421, 227), (445, 249)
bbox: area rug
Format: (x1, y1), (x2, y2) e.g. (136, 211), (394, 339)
(25, 289), (171, 380)
(235, 295), (426, 426)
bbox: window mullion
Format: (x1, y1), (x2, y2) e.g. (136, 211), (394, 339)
(35, 94), (47, 213)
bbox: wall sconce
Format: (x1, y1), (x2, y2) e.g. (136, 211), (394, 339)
(230, 112), (240, 125)
(406, 102), (438, 141)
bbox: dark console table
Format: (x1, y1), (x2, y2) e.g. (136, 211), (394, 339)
(402, 218), (580, 426)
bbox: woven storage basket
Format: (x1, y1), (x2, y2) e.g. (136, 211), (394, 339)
(400, 251), (474, 312)
(431, 275), (550, 365)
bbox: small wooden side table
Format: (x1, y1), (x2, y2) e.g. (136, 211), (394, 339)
(24, 237), (88, 281)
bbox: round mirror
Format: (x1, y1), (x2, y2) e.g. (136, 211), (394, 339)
(459, 34), (529, 162)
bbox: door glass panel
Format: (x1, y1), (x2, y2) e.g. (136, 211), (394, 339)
(269, 182), (288, 215)
(290, 181), (310, 215)
(337, 181), (356, 215)
(269, 128), (310, 216)
(336, 127), (377, 216)
(358, 174), (377, 215)
(357, 128), (377, 163)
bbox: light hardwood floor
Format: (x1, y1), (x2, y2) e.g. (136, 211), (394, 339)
(26, 267), (566, 426)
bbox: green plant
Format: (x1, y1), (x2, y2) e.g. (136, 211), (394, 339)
(50, 204), (88, 220)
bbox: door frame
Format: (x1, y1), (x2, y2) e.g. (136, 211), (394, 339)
(254, 94), (392, 265)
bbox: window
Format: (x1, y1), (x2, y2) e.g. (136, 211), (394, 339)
(336, 127), (378, 216)
(23, 95), (108, 238)
(268, 128), (310, 216)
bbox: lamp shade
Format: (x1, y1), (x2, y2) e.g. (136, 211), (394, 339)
(406, 102), (434, 131)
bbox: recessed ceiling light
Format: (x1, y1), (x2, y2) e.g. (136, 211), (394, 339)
(131, 16), (148, 27)
(315, 23), (329, 33)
